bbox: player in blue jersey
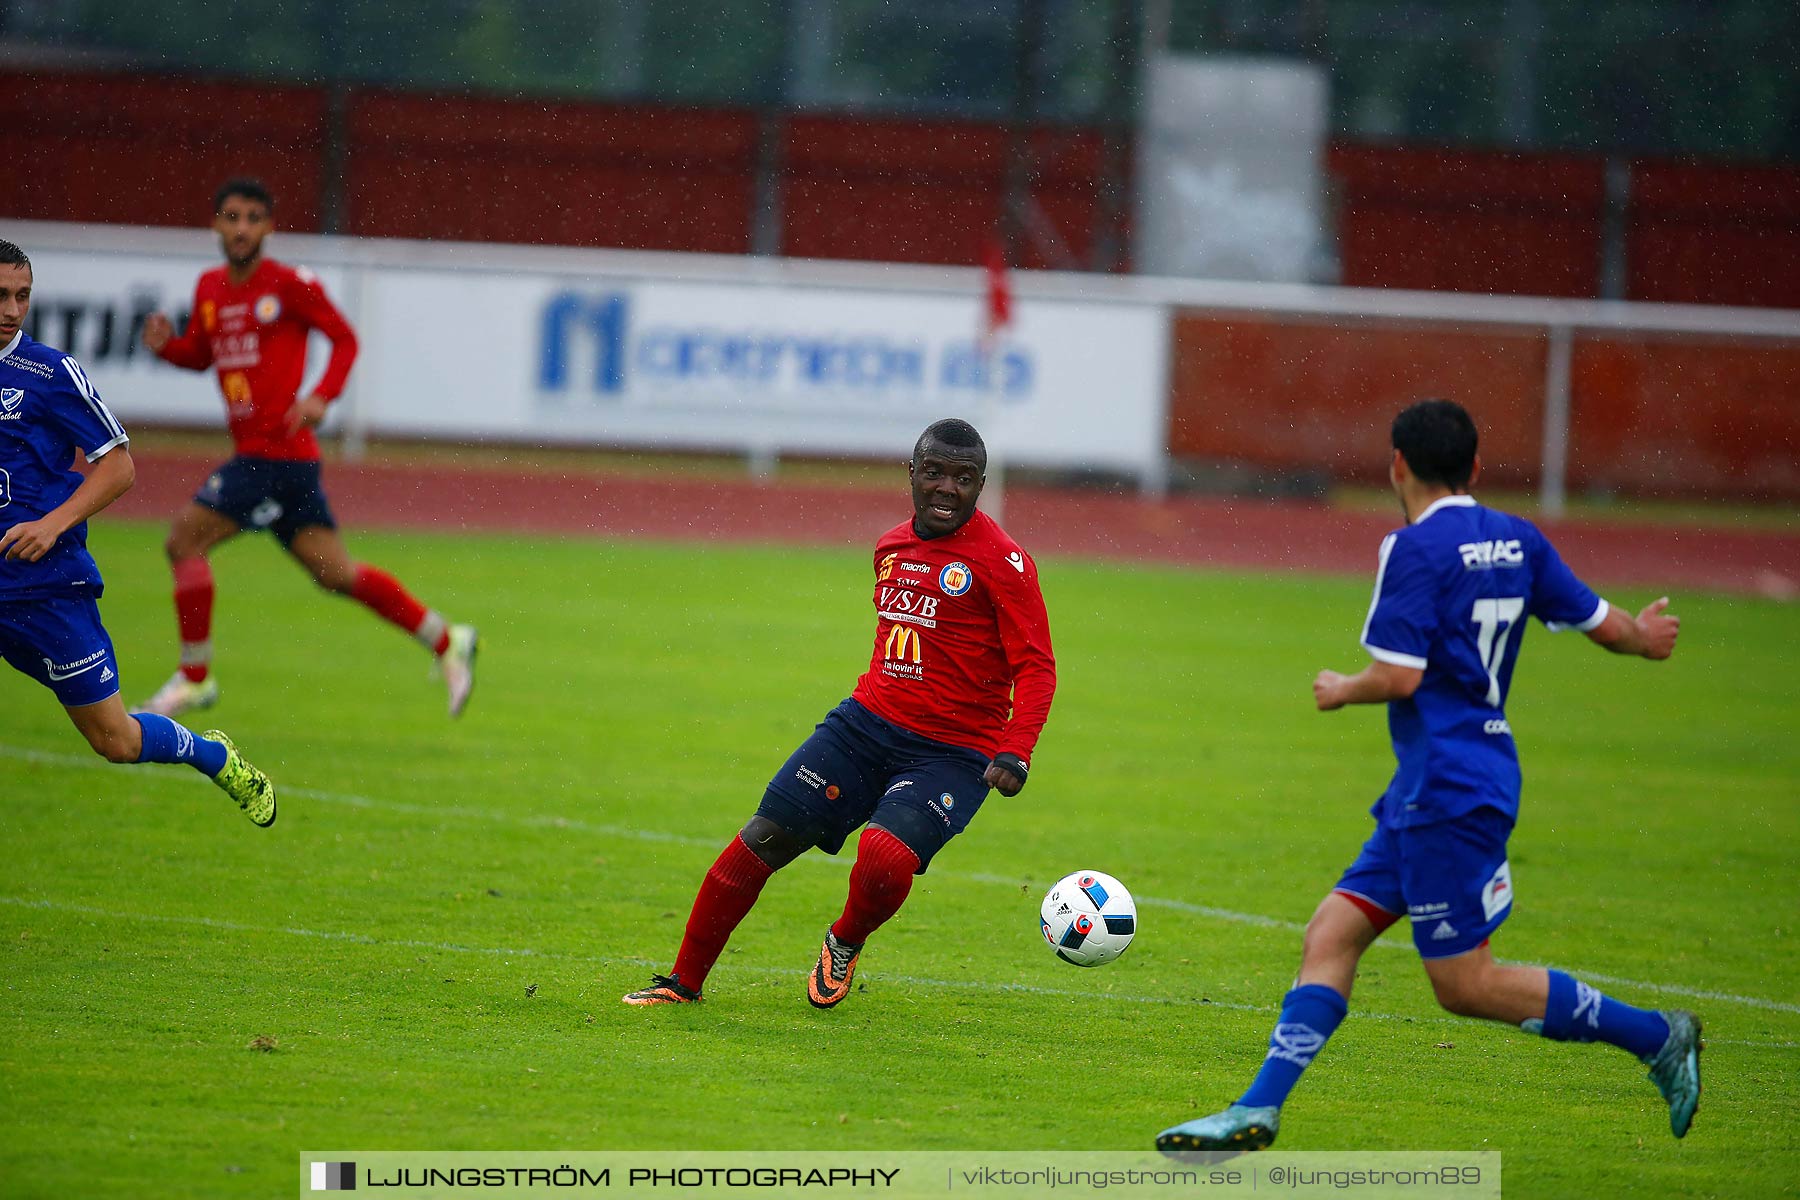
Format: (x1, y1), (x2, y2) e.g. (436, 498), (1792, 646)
(0, 240), (275, 826)
(1156, 399), (1697, 1154)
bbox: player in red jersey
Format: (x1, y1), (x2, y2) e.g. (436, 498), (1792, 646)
(136, 178), (478, 719)
(623, 418), (1056, 1008)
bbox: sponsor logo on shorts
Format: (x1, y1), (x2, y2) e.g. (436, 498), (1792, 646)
(1430, 920), (1460, 941)
(795, 765), (826, 790)
(883, 780), (914, 795)
(1484, 718), (1513, 735)
(939, 792), (955, 810)
(824, 785), (840, 801)
(900, 561), (931, 574)
(1481, 861), (1514, 921)
(248, 498), (284, 528)
(43, 648), (108, 681)
(938, 562), (973, 597)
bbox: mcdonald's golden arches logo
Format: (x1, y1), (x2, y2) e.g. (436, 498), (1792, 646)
(883, 623), (923, 663)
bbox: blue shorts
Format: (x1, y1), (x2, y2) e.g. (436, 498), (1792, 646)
(0, 592), (122, 707)
(195, 457), (336, 547)
(756, 698), (992, 873)
(1334, 807), (1516, 959)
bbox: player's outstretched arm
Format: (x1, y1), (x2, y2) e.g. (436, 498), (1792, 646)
(1314, 659), (1423, 711)
(1586, 597), (1679, 660)
(0, 446), (134, 562)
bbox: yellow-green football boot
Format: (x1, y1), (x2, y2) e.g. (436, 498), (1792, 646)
(204, 730), (276, 827)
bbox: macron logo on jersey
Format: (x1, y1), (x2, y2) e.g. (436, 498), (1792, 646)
(1459, 539), (1524, 570)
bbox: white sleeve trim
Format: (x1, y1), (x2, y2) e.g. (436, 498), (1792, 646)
(83, 432), (130, 463)
(1362, 641), (1428, 670)
(1545, 596), (1609, 634)
(1358, 532), (1399, 647)
(61, 356), (128, 444)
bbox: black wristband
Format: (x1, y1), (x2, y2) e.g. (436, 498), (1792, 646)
(990, 752), (1028, 781)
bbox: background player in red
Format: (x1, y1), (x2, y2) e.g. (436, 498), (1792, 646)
(624, 418), (1056, 1009)
(136, 178), (478, 719)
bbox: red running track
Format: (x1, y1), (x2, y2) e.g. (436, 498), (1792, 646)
(107, 450), (1799, 598)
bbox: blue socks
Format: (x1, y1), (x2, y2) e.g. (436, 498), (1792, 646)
(132, 714), (228, 778)
(1533, 969), (1670, 1060)
(1234, 971), (1669, 1111)
(1238, 983), (1349, 1109)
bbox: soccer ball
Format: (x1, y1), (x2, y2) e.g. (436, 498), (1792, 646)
(1039, 870), (1137, 967)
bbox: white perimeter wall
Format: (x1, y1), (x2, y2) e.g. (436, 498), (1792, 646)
(15, 223), (1172, 484)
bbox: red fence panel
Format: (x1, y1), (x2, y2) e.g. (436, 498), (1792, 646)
(346, 92), (759, 254)
(1168, 314), (1547, 486)
(1328, 145), (1606, 298)
(780, 115), (1104, 268)
(781, 115), (1007, 266)
(0, 70), (325, 230)
(1570, 334), (1800, 498)
(1627, 161), (1800, 309)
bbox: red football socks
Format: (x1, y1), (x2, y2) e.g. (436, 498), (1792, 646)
(670, 835), (775, 991)
(350, 565), (450, 654)
(831, 827), (920, 946)
(171, 556), (215, 682)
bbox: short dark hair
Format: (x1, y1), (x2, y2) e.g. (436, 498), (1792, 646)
(1392, 399), (1479, 490)
(913, 418), (987, 471)
(214, 177), (274, 213)
(0, 239), (30, 270)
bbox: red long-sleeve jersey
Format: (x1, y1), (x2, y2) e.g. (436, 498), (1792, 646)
(850, 509), (1057, 764)
(156, 258), (358, 461)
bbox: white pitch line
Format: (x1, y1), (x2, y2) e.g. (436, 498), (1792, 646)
(5, 742), (1799, 1017)
(0, 895), (1792, 1052)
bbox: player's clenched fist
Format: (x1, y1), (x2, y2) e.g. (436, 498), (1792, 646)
(1313, 669), (1350, 711)
(984, 752), (1029, 796)
(141, 312), (174, 353)
(1635, 597), (1679, 660)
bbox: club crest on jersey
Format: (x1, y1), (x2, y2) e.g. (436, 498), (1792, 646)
(254, 294), (282, 324)
(0, 388), (23, 413)
(938, 561), (973, 596)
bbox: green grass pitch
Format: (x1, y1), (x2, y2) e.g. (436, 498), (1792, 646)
(2, 520), (1796, 1198)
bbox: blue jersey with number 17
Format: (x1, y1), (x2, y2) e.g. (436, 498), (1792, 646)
(1359, 495), (1607, 829)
